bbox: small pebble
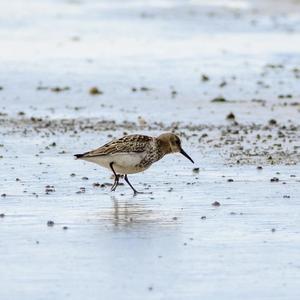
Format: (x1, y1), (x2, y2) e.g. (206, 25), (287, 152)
(140, 86), (150, 91)
(89, 87), (103, 95)
(47, 220), (55, 227)
(201, 74), (210, 81)
(270, 177), (279, 182)
(226, 112), (235, 120)
(211, 96), (226, 102)
(268, 119), (277, 125)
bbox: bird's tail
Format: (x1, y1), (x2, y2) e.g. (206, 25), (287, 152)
(74, 153), (84, 159)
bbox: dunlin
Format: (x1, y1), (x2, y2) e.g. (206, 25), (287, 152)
(75, 133), (194, 195)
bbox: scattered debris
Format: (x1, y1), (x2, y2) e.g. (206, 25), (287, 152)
(226, 112), (235, 120)
(270, 177), (279, 182)
(211, 97), (226, 103)
(45, 185), (55, 194)
(47, 220), (55, 227)
(219, 81), (227, 88)
(89, 87), (103, 95)
(201, 74), (210, 82)
(269, 119), (277, 125)
(140, 86), (151, 92)
(50, 87), (70, 92)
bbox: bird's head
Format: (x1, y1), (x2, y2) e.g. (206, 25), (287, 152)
(158, 133), (194, 163)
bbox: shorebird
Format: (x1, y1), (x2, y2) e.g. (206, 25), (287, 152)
(74, 133), (194, 195)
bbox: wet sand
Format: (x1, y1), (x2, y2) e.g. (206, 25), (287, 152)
(1, 0), (300, 299)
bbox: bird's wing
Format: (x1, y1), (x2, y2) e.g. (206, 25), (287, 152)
(78, 135), (153, 157)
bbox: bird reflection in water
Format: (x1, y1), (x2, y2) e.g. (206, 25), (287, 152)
(111, 196), (154, 227)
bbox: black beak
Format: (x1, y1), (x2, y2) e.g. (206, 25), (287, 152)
(180, 148), (194, 164)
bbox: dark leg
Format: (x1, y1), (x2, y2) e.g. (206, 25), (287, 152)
(109, 162), (119, 192)
(124, 174), (142, 196)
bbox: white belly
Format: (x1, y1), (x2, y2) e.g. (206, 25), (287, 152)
(81, 152), (148, 174)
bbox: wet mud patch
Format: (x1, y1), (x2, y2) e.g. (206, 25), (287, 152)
(1, 115), (299, 165)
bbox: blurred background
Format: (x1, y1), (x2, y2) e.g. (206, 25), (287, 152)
(1, 0), (300, 124)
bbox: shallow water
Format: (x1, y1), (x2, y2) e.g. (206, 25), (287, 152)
(1, 132), (300, 299)
(1, 0), (300, 299)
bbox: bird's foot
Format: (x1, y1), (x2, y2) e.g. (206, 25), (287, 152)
(111, 175), (120, 192)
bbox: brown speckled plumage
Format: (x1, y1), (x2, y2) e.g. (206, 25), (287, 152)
(75, 132), (194, 195)
(137, 138), (165, 169)
(79, 134), (154, 157)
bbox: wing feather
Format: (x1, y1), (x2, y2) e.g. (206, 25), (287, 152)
(78, 135), (153, 158)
